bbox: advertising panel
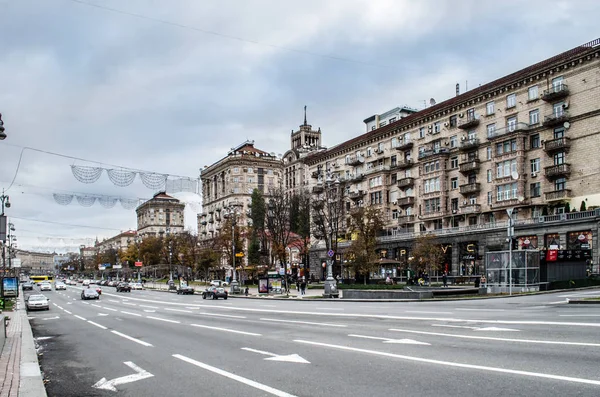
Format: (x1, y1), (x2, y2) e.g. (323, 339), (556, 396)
(2, 277), (18, 298)
(518, 236), (538, 250)
(258, 278), (268, 293)
(567, 231), (593, 250)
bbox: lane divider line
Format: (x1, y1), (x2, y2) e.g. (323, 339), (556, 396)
(146, 316), (180, 324)
(111, 331), (153, 347)
(120, 311), (142, 317)
(190, 324), (261, 336)
(74, 315), (87, 321)
(88, 321), (108, 330)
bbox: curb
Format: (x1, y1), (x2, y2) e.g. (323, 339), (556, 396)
(18, 295), (48, 397)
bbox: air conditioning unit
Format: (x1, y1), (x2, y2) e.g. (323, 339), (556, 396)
(460, 136), (466, 141)
(444, 122), (449, 127)
(392, 201), (398, 205)
(428, 125), (433, 130)
(563, 101), (569, 109)
(459, 113), (465, 118)
(452, 209), (457, 214)
(531, 172), (537, 178)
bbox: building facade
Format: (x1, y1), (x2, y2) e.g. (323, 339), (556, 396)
(14, 250), (56, 275)
(136, 192), (186, 238)
(363, 106), (418, 132)
(304, 38), (600, 279)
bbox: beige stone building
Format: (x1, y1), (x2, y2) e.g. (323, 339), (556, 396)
(94, 230), (137, 253)
(136, 192), (186, 238)
(14, 250), (56, 274)
(304, 38), (600, 278)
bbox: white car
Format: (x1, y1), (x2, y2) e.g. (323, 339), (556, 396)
(39, 282), (52, 291)
(210, 280), (229, 287)
(55, 282), (67, 290)
(130, 283), (143, 290)
(82, 279), (91, 286)
(26, 294), (50, 311)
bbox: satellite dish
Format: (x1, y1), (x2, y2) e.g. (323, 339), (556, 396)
(518, 196), (525, 203)
(563, 121), (571, 129)
(511, 171), (519, 181)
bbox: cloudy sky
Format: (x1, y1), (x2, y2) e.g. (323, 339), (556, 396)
(0, 0), (598, 253)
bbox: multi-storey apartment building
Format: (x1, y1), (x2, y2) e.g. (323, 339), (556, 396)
(198, 141), (282, 271)
(363, 106), (418, 132)
(136, 192), (186, 238)
(94, 230), (138, 253)
(14, 250), (56, 275)
(305, 38), (600, 279)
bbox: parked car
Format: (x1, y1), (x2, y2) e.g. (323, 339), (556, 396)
(202, 286), (228, 300)
(130, 283), (143, 290)
(39, 282), (52, 291)
(108, 280), (118, 287)
(82, 279), (91, 286)
(176, 285), (195, 295)
(210, 280), (229, 287)
(116, 282), (131, 292)
(81, 288), (100, 300)
(55, 282), (67, 290)
(22, 281), (34, 291)
(26, 294), (50, 311)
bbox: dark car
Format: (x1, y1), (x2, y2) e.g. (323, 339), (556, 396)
(81, 288), (100, 300)
(116, 282), (131, 292)
(202, 286), (228, 300)
(22, 281), (34, 291)
(176, 286), (195, 295)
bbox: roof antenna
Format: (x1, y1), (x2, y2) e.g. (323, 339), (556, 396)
(303, 105), (307, 126)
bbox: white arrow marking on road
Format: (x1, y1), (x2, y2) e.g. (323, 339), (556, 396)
(42, 316), (61, 321)
(92, 361), (154, 392)
(348, 334), (431, 346)
(241, 348), (310, 363)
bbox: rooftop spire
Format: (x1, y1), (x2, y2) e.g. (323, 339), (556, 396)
(303, 105), (307, 126)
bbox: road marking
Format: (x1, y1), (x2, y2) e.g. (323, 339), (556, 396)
(98, 313), (109, 316)
(42, 316), (61, 321)
(81, 302), (90, 305)
(389, 328), (600, 347)
(431, 324), (519, 332)
(454, 308), (505, 312)
(432, 324), (478, 329)
(349, 334), (431, 345)
(164, 308), (192, 313)
(315, 307), (344, 310)
(139, 304), (159, 309)
(36, 336), (53, 341)
(191, 324), (261, 336)
(406, 311), (451, 315)
(199, 312), (246, 319)
(548, 301), (568, 305)
(64, 310), (72, 314)
(103, 307), (118, 312)
(91, 304), (102, 308)
(173, 354), (297, 397)
(261, 305), (277, 307)
(108, 300), (119, 303)
(185, 307), (200, 310)
(146, 316), (180, 324)
(260, 318), (347, 328)
(143, 310), (156, 313)
(67, 302), (72, 305)
(560, 314), (600, 317)
(241, 347), (310, 363)
(92, 361), (154, 392)
(294, 339), (600, 386)
(120, 311), (142, 317)
(122, 302), (137, 306)
(74, 315), (87, 321)
(111, 331), (153, 347)
(88, 321), (107, 330)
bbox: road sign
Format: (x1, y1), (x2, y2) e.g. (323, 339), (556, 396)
(235, 252), (245, 258)
(327, 250), (335, 258)
(134, 261), (143, 267)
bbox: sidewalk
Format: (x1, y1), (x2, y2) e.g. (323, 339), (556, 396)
(143, 282), (328, 298)
(0, 295), (47, 397)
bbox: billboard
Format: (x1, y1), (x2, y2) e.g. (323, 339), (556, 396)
(2, 277), (18, 298)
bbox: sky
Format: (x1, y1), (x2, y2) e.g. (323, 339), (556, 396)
(0, 0), (598, 253)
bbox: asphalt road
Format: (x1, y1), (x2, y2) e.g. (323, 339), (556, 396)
(26, 285), (600, 397)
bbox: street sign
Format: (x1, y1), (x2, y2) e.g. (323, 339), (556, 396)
(235, 252), (244, 258)
(134, 261), (143, 267)
(327, 250), (335, 258)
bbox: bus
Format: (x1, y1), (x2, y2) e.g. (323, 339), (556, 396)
(29, 275), (54, 284)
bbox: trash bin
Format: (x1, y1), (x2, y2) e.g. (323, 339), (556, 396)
(474, 277), (480, 288)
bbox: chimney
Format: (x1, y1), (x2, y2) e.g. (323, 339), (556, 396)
(456, 83), (460, 97)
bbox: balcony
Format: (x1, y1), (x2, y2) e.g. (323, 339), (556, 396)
(545, 189), (572, 202)
(348, 190), (365, 200)
(395, 141), (414, 151)
(347, 155), (365, 166)
(543, 137), (571, 153)
(395, 159), (414, 169)
(397, 196), (415, 207)
(459, 204), (481, 214)
(457, 116), (480, 130)
(418, 148), (450, 160)
(364, 165), (390, 176)
(311, 171), (320, 179)
(459, 138), (480, 151)
(459, 183), (481, 195)
(543, 110), (570, 127)
(487, 122), (530, 139)
(397, 215), (416, 225)
(349, 173), (365, 182)
(419, 211), (445, 220)
(459, 159), (480, 173)
(541, 84), (569, 102)
(545, 163), (571, 178)
(397, 177), (414, 189)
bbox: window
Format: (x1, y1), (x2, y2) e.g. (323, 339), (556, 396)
(345, 155), (351, 164)
(424, 198), (441, 214)
(389, 117), (396, 123)
(553, 102), (565, 117)
(424, 177), (441, 193)
(450, 115), (457, 127)
(369, 176), (383, 188)
(233, 167), (240, 174)
(530, 182), (541, 198)
(390, 155), (397, 166)
(424, 160), (440, 173)
(554, 152), (565, 165)
(366, 147), (373, 157)
(450, 157), (458, 168)
(506, 94), (516, 109)
(248, 177), (254, 183)
(371, 126), (376, 131)
(528, 85), (539, 101)
(434, 122), (441, 134)
(467, 130), (477, 141)
(496, 159), (517, 178)
(496, 182), (518, 201)
(466, 108), (475, 120)
(469, 196), (477, 205)
(247, 167), (253, 174)
(487, 169), (492, 182)
(530, 134), (540, 149)
(451, 198), (459, 211)
(486, 147), (492, 160)
(496, 138), (517, 155)
(486, 101), (495, 115)
(391, 173), (397, 184)
(233, 177), (239, 183)
(507, 116), (517, 132)
(450, 135), (457, 148)
(392, 209), (399, 220)
(487, 191), (492, 205)
(451, 177), (458, 189)
(404, 132), (411, 143)
(486, 123), (496, 138)
(529, 109), (540, 125)
(419, 127), (425, 138)
(380, 121), (387, 127)
(552, 76), (564, 90)
(555, 177), (566, 191)
(391, 137), (398, 148)
(267, 169), (273, 175)
(554, 127), (565, 139)
(370, 191), (383, 205)
(530, 158), (540, 173)
(378, 142), (384, 152)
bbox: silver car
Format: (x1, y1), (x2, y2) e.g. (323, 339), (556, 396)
(39, 282), (52, 291)
(26, 294), (50, 311)
(55, 282), (67, 290)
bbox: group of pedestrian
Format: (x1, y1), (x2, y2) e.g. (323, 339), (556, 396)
(295, 278), (307, 295)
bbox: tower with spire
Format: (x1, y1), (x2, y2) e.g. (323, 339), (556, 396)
(290, 105), (322, 150)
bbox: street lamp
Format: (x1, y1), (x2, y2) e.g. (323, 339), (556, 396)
(223, 202), (241, 293)
(506, 208), (514, 296)
(0, 113), (7, 140)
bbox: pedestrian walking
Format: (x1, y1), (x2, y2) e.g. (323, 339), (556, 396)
(442, 272), (448, 288)
(300, 281), (306, 295)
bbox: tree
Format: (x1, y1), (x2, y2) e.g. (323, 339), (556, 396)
(266, 184), (294, 270)
(580, 201), (587, 212)
(290, 190), (312, 272)
(345, 206), (385, 284)
(248, 189), (267, 268)
(197, 241), (220, 280)
(409, 235), (445, 277)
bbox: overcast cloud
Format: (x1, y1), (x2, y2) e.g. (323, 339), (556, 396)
(0, 0), (598, 253)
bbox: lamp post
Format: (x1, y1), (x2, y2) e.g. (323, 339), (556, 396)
(0, 113), (7, 140)
(506, 208), (514, 296)
(223, 202), (241, 293)
(1, 193), (11, 282)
